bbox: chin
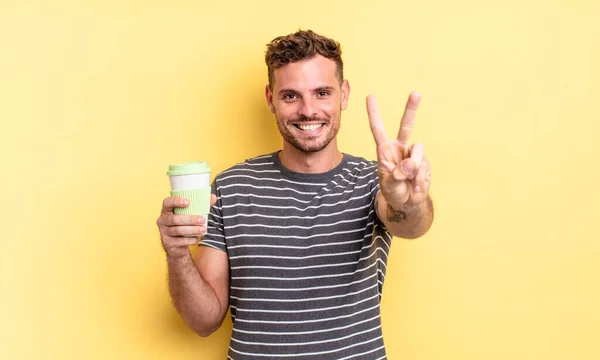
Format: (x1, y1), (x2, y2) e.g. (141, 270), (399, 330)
(297, 145), (327, 153)
(290, 139), (332, 153)
(279, 125), (339, 154)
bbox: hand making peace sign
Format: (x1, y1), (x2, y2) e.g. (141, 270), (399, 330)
(367, 92), (431, 210)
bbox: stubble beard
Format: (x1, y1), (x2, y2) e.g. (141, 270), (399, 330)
(277, 115), (340, 153)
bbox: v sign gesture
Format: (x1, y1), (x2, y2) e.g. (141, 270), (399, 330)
(367, 92), (434, 238)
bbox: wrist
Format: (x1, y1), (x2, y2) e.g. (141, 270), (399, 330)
(166, 250), (193, 266)
(387, 199), (425, 214)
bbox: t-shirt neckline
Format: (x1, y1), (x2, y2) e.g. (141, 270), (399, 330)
(271, 150), (350, 182)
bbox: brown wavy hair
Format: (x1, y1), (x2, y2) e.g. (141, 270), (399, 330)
(265, 29), (343, 88)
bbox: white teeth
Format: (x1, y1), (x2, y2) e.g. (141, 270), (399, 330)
(298, 124), (322, 131)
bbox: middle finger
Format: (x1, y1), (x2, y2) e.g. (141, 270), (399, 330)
(167, 214), (205, 226)
(166, 225), (207, 237)
(397, 91), (421, 146)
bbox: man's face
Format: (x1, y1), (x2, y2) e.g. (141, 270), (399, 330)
(266, 54), (350, 153)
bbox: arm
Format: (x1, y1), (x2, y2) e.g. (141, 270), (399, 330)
(375, 191), (434, 239)
(167, 246), (229, 337)
(157, 195), (229, 337)
(367, 92), (434, 239)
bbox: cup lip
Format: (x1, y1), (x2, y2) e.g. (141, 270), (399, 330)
(167, 162), (211, 176)
(168, 172), (211, 177)
(170, 186), (211, 192)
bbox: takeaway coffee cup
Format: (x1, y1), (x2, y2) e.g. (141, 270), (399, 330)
(167, 162), (211, 222)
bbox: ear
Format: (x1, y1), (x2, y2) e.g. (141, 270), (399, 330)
(265, 84), (275, 114)
(341, 79), (350, 111)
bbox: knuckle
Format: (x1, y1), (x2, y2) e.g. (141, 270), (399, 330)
(175, 226), (188, 236)
(162, 226), (174, 237)
(167, 214), (178, 225)
(168, 226), (181, 237)
(180, 215), (191, 226)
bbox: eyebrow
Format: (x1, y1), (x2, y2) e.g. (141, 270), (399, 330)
(278, 88), (300, 96)
(278, 86), (336, 95)
(315, 86), (335, 92)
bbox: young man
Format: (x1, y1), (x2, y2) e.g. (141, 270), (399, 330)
(157, 30), (434, 359)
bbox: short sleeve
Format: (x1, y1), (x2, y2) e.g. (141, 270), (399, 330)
(369, 162), (388, 233)
(198, 179), (227, 252)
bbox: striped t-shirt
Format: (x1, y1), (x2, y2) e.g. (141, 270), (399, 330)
(201, 151), (392, 359)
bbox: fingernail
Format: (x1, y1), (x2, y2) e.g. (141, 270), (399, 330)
(414, 185), (422, 192)
(198, 216), (204, 224)
(189, 237), (199, 245)
(401, 162), (413, 174)
(181, 199), (189, 206)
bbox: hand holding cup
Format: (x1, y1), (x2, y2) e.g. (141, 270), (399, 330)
(156, 195), (217, 259)
(156, 161), (215, 258)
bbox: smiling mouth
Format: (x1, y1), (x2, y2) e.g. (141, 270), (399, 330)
(293, 123), (325, 131)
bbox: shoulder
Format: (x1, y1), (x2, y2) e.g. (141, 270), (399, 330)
(342, 153), (378, 177)
(337, 154), (381, 196)
(213, 152), (278, 184)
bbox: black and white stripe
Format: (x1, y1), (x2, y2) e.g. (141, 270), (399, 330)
(201, 151), (391, 359)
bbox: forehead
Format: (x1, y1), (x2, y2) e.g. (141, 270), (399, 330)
(272, 55), (338, 91)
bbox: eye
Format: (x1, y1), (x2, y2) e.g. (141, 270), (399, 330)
(317, 91), (330, 98)
(283, 93), (297, 100)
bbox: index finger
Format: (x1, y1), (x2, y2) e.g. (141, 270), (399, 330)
(397, 91), (421, 146)
(366, 95), (388, 146)
(162, 196), (189, 215)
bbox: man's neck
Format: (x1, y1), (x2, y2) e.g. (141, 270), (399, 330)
(279, 141), (343, 174)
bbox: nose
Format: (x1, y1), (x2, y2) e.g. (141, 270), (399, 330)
(298, 97), (318, 118)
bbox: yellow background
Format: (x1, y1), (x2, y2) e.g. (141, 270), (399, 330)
(2, 0), (599, 359)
